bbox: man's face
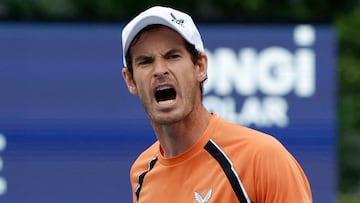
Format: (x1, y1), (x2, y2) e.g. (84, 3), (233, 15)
(122, 26), (207, 125)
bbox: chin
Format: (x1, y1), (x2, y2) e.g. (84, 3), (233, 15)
(151, 112), (183, 125)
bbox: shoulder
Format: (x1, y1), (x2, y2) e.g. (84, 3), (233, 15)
(212, 117), (312, 202)
(128, 141), (159, 201)
(212, 116), (298, 174)
(212, 116), (283, 153)
(130, 141), (159, 177)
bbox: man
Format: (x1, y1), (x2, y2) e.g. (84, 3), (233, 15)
(121, 6), (312, 203)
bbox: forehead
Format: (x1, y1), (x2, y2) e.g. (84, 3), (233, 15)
(130, 25), (185, 51)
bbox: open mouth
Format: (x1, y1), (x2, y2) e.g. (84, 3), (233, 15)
(155, 86), (177, 105)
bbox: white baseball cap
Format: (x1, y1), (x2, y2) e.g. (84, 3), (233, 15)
(121, 6), (204, 67)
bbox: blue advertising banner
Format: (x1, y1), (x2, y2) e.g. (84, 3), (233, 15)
(0, 24), (336, 202)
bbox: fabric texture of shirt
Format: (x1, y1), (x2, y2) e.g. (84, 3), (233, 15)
(130, 113), (312, 203)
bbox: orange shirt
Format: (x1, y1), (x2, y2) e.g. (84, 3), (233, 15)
(130, 113), (312, 203)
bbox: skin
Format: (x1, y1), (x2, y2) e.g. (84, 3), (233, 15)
(122, 26), (211, 157)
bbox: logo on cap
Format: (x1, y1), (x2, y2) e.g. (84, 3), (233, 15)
(170, 13), (184, 26)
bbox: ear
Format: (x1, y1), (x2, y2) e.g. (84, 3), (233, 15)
(196, 53), (208, 82)
(122, 67), (138, 95)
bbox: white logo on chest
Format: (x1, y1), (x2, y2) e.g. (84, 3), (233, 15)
(194, 189), (212, 203)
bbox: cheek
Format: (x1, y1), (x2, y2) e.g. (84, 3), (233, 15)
(132, 70), (145, 86)
(179, 69), (198, 92)
(132, 73), (150, 96)
(183, 65), (198, 82)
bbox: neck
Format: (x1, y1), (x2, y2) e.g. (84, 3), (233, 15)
(152, 106), (211, 157)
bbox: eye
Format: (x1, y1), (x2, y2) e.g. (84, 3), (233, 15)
(169, 54), (180, 59)
(136, 56), (153, 66)
(166, 53), (181, 60)
(137, 60), (148, 65)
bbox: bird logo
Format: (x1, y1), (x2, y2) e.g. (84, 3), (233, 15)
(170, 13), (184, 26)
(194, 189), (212, 203)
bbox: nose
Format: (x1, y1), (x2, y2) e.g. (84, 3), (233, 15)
(153, 58), (169, 78)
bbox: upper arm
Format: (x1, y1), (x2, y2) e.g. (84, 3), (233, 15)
(253, 137), (312, 202)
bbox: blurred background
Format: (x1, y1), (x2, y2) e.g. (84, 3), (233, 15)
(0, 0), (359, 202)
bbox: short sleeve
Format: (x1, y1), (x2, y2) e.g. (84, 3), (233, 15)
(253, 136), (312, 203)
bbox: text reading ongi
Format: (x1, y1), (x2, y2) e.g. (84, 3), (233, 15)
(204, 25), (316, 128)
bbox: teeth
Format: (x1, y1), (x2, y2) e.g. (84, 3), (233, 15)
(156, 86), (172, 91)
(158, 99), (175, 105)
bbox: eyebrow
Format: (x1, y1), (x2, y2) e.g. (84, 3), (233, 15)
(133, 55), (154, 64)
(163, 48), (183, 57)
(134, 48), (184, 62)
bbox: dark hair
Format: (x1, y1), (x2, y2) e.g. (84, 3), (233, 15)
(125, 24), (207, 95)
